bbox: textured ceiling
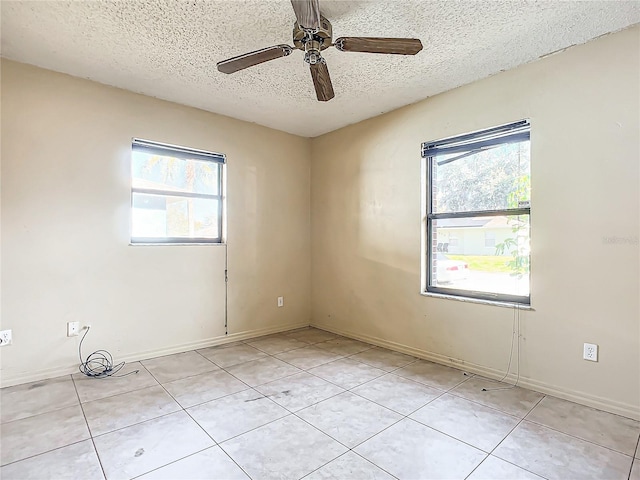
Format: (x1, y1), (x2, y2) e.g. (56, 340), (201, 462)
(2, 1), (639, 137)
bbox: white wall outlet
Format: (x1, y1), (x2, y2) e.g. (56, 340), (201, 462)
(277, 296), (284, 307)
(0, 330), (12, 346)
(583, 343), (598, 362)
(67, 321), (80, 337)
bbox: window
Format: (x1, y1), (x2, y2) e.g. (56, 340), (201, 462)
(484, 232), (496, 248)
(422, 120), (531, 305)
(131, 139), (225, 244)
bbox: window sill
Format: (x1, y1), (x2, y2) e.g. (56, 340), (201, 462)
(129, 242), (227, 247)
(420, 291), (534, 310)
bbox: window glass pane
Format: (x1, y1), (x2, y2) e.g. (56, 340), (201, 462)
(432, 140), (530, 214)
(132, 151), (219, 195)
(430, 215), (530, 298)
(132, 193), (220, 239)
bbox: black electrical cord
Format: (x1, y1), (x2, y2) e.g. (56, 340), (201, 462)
(78, 326), (139, 378)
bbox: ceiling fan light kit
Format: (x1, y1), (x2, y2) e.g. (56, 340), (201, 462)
(216, 0), (423, 102)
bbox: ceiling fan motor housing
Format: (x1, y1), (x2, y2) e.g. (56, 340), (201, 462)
(293, 16), (332, 52)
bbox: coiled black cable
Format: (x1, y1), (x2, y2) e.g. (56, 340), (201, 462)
(78, 326), (139, 378)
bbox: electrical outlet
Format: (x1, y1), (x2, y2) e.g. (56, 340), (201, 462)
(0, 330), (12, 346)
(67, 321), (80, 337)
(277, 296), (284, 307)
(583, 343), (598, 362)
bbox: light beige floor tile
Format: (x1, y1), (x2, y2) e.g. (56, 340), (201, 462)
(450, 376), (544, 417)
(526, 396), (640, 455)
(197, 344), (267, 368)
(93, 410), (214, 480)
(468, 456), (545, 480)
(246, 336), (308, 355)
(73, 362), (158, 403)
(352, 373), (443, 415)
(297, 392), (402, 448)
(275, 346), (344, 369)
(285, 328), (337, 344)
(304, 451), (395, 480)
(494, 420), (632, 480)
(163, 369), (249, 408)
(410, 393), (520, 452)
(138, 446), (249, 479)
(187, 389), (290, 442)
(394, 359), (470, 390)
(225, 356), (301, 387)
(307, 358), (386, 389)
(221, 415), (347, 480)
(0, 440), (104, 480)
(315, 337), (374, 356)
(350, 347), (416, 372)
(1, 376), (79, 423)
(0, 405), (90, 465)
(631, 459), (640, 480)
(141, 351), (219, 384)
(355, 418), (486, 479)
(82, 385), (181, 436)
(255, 372), (345, 412)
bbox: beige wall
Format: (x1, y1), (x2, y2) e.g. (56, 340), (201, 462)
(2, 26), (638, 418)
(1, 60), (311, 386)
(310, 26), (640, 419)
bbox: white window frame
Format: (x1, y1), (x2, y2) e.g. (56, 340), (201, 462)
(130, 138), (226, 245)
(420, 120), (531, 305)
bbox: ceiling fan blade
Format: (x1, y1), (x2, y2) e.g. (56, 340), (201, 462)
(217, 45), (292, 74)
(335, 37), (423, 55)
(310, 60), (334, 102)
(291, 0), (320, 30)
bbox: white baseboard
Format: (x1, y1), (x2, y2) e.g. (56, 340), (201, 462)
(311, 322), (640, 421)
(0, 321), (310, 388)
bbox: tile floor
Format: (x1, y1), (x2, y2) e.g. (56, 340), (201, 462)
(1, 327), (639, 480)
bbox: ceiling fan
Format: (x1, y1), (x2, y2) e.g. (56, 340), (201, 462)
(216, 0), (423, 102)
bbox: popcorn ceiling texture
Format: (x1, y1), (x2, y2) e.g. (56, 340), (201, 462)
(1, 0), (638, 137)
